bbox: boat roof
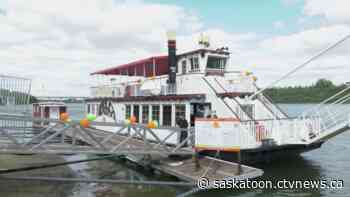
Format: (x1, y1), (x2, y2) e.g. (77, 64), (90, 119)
(91, 55), (168, 77)
(90, 49), (229, 76)
(33, 102), (66, 107)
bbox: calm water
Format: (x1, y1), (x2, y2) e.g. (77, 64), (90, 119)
(63, 103), (349, 197)
(196, 104), (350, 197)
(1, 103), (349, 196)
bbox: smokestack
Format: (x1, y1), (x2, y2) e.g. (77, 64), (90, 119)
(167, 31), (176, 84)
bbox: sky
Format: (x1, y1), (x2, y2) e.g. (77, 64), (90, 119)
(1, 0), (350, 96)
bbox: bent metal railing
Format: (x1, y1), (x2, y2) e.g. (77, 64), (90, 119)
(0, 114), (195, 155)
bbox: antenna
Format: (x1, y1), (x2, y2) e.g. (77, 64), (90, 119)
(198, 33), (210, 48)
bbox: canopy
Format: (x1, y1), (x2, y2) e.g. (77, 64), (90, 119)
(91, 55), (169, 77)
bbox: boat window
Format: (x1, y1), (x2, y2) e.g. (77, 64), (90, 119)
(87, 104), (91, 114)
(175, 104), (186, 122)
(142, 105), (149, 124)
(96, 104), (100, 115)
(190, 56), (199, 72)
(182, 60), (187, 74)
(162, 105), (172, 126)
(125, 105), (131, 119)
(207, 56), (226, 69)
(151, 105), (160, 123)
(133, 105), (140, 122)
(92, 104), (96, 115)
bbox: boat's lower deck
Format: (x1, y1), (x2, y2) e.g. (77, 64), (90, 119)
(200, 141), (324, 164)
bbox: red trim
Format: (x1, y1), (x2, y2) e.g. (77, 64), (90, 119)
(217, 92), (252, 97)
(86, 94), (205, 102)
(91, 55), (168, 76)
(195, 147), (240, 152)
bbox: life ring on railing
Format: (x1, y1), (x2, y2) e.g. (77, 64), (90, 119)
(255, 124), (265, 142)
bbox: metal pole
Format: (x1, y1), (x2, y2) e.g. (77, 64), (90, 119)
(237, 150), (242, 175)
(193, 148), (200, 171)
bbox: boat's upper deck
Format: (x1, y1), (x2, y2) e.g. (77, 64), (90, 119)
(89, 48), (257, 98)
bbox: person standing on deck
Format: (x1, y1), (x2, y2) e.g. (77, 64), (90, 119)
(176, 116), (188, 147)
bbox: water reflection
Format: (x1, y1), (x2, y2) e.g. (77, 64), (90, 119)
(66, 155), (180, 197)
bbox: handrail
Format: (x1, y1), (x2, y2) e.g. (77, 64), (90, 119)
(201, 77), (241, 120)
(301, 85), (350, 117)
(239, 117), (298, 123)
(260, 93), (289, 118)
(213, 77), (254, 121)
(253, 84), (288, 118)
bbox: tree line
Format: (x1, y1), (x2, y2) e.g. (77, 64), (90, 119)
(0, 89), (38, 105)
(264, 79), (348, 103)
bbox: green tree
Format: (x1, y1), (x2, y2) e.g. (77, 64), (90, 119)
(315, 78), (334, 88)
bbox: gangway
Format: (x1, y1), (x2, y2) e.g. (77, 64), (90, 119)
(299, 85), (350, 144)
(0, 115), (263, 193)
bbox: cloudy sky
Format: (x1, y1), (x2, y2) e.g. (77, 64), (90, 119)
(1, 0), (350, 96)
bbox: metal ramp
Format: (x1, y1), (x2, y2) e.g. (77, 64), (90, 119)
(0, 115), (263, 188)
(300, 85), (350, 144)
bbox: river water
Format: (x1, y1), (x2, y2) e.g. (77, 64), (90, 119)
(1, 103), (349, 196)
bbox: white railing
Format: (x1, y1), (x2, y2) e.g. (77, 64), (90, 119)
(299, 85), (350, 143)
(195, 119), (261, 149)
(195, 117), (313, 150)
(91, 81), (178, 98)
(218, 75), (255, 93)
(239, 118), (310, 145)
(257, 94), (288, 119)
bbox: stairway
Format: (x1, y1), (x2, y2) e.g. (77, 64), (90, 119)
(202, 76), (254, 121)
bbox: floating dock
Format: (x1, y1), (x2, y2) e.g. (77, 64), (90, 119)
(62, 124), (263, 184)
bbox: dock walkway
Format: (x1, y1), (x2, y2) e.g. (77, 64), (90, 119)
(0, 115), (263, 185)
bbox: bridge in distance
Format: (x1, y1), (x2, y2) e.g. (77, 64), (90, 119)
(36, 96), (88, 102)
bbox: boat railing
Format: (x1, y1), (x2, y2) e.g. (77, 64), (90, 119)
(251, 83), (289, 119)
(298, 85), (350, 142)
(199, 117), (304, 148)
(213, 77), (255, 121)
(205, 68), (225, 76)
(232, 117), (314, 146)
(218, 75), (256, 93)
